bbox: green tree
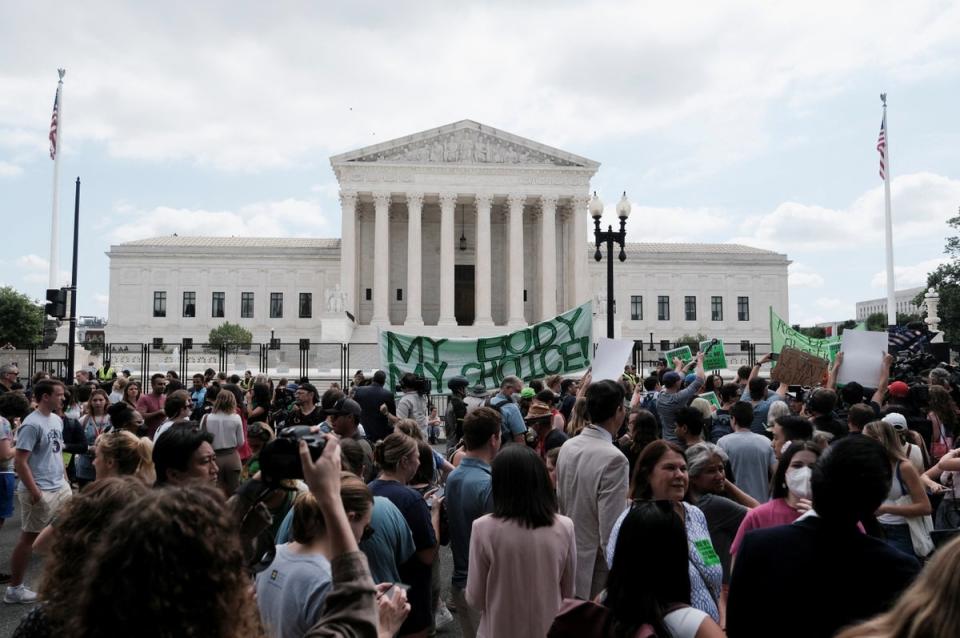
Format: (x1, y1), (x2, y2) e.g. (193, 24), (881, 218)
(208, 322), (253, 352)
(0, 286), (44, 347)
(837, 320), (858, 335)
(917, 211), (960, 342)
(865, 312), (922, 332)
(676, 333), (709, 351)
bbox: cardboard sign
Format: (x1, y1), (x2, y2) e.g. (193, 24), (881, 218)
(770, 346), (829, 387)
(592, 338), (635, 383)
(699, 339), (728, 370)
(664, 345), (693, 365)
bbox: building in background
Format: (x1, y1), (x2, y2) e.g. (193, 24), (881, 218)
(855, 287), (925, 321)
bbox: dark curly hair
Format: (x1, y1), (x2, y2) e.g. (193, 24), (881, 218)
(39, 477), (150, 632)
(75, 483), (262, 637)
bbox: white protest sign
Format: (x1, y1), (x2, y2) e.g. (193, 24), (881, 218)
(837, 330), (888, 387)
(592, 338), (635, 382)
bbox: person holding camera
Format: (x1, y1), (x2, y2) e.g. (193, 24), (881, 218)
(396, 374), (429, 441)
(289, 383), (325, 429)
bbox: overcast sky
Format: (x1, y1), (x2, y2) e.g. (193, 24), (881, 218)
(1, 1), (958, 326)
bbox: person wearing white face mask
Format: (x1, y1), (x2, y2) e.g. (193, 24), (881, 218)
(729, 441), (822, 564)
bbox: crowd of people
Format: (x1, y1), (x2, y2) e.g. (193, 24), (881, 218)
(0, 348), (958, 637)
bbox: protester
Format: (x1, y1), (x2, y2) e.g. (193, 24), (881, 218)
(769, 414), (814, 460)
(152, 389), (193, 441)
(557, 379), (630, 599)
(685, 442), (751, 589)
(881, 412), (927, 473)
(353, 370), (396, 443)
(152, 425), (219, 487)
(243, 421), (274, 479)
(256, 473), (374, 638)
(657, 353), (705, 442)
(136, 373), (168, 437)
(708, 382), (740, 443)
(247, 382), (271, 425)
(369, 433), (441, 637)
(551, 500), (724, 638)
(927, 385), (957, 461)
(122, 380), (141, 408)
(730, 441), (821, 560)
(446, 407), (500, 638)
(674, 405), (707, 449)
(326, 397), (374, 477)
(717, 401), (776, 503)
(525, 401), (567, 459)
(107, 377), (127, 404)
(467, 444), (576, 638)
(0, 391), (29, 582)
(803, 387), (846, 439)
(75, 389), (110, 488)
(7, 381), (72, 604)
(608, 440), (722, 622)
(396, 374), (430, 440)
(922, 448), (960, 529)
(288, 382), (325, 429)
(444, 375), (469, 451)
(617, 407), (659, 478)
(863, 419), (933, 558)
(92, 429), (155, 485)
(484, 376), (527, 444)
(726, 436), (921, 638)
(13, 477), (149, 638)
(106, 402), (145, 437)
(742, 355), (787, 433)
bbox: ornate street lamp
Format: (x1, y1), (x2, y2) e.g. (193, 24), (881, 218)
(592, 191), (631, 338)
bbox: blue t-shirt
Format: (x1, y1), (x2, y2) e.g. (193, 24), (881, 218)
(360, 496), (417, 584)
(0, 417), (13, 473)
(255, 544), (331, 638)
(16, 410), (66, 491)
(491, 393), (526, 440)
(445, 457), (493, 588)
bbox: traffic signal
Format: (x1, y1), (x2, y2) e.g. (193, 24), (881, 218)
(41, 319), (59, 348)
(45, 288), (67, 319)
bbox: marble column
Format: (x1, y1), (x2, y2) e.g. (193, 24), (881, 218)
(540, 195), (558, 320)
(338, 190), (358, 320)
(371, 192), (391, 326)
(438, 192), (458, 326)
(474, 194), (494, 326)
(506, 193), (526, 327)
(405, 192), (424, 327)
(571, 195), (590, 308)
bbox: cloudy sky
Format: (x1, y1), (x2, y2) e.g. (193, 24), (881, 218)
(1, 1), (958, 326)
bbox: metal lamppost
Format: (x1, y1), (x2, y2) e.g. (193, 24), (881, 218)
(591, 191), (632, 338)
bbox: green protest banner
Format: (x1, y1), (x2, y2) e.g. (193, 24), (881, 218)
(699, 339), (727, 370)
(664, 345), (693, 365)
(379, 302), (592, 392)
(769, 307), (840, 362)
(700, 391), (721, 410)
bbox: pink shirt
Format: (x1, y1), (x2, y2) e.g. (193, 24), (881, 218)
(730, 498), (799, 556)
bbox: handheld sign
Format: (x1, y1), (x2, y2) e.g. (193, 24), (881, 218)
(837, 330), (888, 387)
(664, 345), (693, 365)
(770, 346), (829, 387)
(699, 339), (727, 370)
(593, 338), (635, 383)
(700, 391), (721, 410)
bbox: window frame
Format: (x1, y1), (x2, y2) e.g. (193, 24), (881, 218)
(630, 295), (643, 321)
(737, 296), (750, 322)
(657, 295), (670, 321)
(711, 296), (723, 322)
(684, 296), (696, 321)
(181, 291), (195, 318)
(153, 291), (167, 318)
(299, 292), (312, 319)
(270, 292), (284, 319)
(241, 292), (254, 319)
(211, 292), (225, 318)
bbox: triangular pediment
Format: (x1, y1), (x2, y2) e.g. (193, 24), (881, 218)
(330, 120), (599, 169)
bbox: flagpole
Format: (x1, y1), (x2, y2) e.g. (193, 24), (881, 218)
(881, 93), (897, 328)
(49, 68), (65, 289)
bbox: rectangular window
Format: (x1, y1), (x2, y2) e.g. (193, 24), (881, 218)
(396, 288), (403, 301)
(182, 291), (195, 318)
(711, 296), (723, 321)
(153, 291), (166, 318)
(270, 292), (283, 318)
(299, 293), (312, 319)
(630, 295), (643, 321)
(365, 288), (372, 301)
(241, 292), (254, 318)
(211, 292), (225, 318)
(658, 296), (670, 321)
(684, 296), (696, 321)
(737, 296), (750, 321)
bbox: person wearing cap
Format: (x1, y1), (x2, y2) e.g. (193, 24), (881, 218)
(464, 384), (488, 416)
(327, 397), (374, 479)
(445, 376), (469, 452)
(525, 401), (567, 460)
(287, 382), (325, 430)
(657, 352), (706, 443)
(352, 370), (395, 444)
(881, 412), (926, 474)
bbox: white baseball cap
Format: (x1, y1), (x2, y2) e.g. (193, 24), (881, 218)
(882, 412), (908, 431)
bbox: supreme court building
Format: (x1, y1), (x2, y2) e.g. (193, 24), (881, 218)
(106, 120), (790, 346)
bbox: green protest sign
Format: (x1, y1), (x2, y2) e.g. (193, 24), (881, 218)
(769, 307), (841, 362)
(700, 391), (721, 410)
(699, 339), (727, 370)
(379, 302), (592, 392)
(664, 345), (693, 365)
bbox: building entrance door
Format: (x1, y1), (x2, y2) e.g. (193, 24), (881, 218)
(454, 265), (475, 326)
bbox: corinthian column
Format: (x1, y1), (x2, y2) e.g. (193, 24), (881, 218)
(371, 192), (391, 326)
(571, 194), (590, 307)
(338, 190), (358, 320)
(405, 192), (424, 327)
(474, 194), (494, 327)
(540, 195), (558, 320)
(506, 193), (526, 327)
(437, 192), (458, 326)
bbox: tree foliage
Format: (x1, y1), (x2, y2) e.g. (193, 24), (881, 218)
(0, 286), (44, 347)
(864, 312), (921, 332)
(208, 322), (253, 351)
(919, 212), (960, 343)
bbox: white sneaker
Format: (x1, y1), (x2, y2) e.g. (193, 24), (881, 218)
(434, 602), (454, 629)
(4, 585), (37, 604)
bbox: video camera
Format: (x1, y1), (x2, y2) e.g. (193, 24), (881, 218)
(397, 374), (432, 396)
(258, 426), (326, 484)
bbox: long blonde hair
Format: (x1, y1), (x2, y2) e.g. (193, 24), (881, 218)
(97, 430), (156, 485)
(837, 535), (960, 638)
(565, 396), (588, 436)
(863, 420), (906, 464)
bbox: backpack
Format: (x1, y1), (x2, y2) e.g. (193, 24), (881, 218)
(484, 396), (518, 445)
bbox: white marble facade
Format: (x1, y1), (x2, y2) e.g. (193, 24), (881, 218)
(105, 120), (790, 345)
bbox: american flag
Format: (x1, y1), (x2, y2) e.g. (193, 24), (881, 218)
(876, 114), (887, 180)
(49, 89), (59, 160)
(888, 326), (932, 354)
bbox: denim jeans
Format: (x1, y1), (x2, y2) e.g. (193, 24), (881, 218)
(880, 522), (915, 557)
